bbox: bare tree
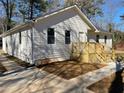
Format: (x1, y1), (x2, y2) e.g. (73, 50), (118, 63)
(0, 0), (16, 30)
(18, 0), (48, 20)
(92, 0), (122, 32)
(0, 17), (7, 33)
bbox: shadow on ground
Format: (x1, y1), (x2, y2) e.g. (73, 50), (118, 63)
(37, 61), (105, 80)
(109, 61), (124, 93)
(0, 68), (63, 93)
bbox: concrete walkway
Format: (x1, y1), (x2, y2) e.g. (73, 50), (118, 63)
(0, 61), (123, 93)
(0, 55), (24, 71)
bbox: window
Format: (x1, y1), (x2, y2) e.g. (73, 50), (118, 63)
(96, 35), (99, 43)
(65, 30), (70, 44)
(19, 32), (21, 44)
(47, 28), (55, 44)
(104, 36), (107, 44)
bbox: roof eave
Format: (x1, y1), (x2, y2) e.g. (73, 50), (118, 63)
(1, 22), (34, 37)
(73, 5), (97, 31)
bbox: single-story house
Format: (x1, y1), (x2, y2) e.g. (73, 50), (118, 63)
(0, 5), (112, 65)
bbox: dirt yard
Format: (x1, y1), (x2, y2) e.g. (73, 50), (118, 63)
(88, 69), (124, 93)
(114, 41), (124, 51)
(37, 61), (106, 80)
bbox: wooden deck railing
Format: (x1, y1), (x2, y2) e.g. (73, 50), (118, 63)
(71, 42), (115, 63)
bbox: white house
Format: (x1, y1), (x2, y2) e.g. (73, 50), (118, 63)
(1, 5), (112, 65)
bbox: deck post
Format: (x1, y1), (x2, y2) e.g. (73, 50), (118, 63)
(112, 48), (115, 60)
(80, 43), (89, 63)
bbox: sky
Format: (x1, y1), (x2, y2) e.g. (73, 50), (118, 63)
(0, 0), (124, 31)
(99, 0), (124, 31)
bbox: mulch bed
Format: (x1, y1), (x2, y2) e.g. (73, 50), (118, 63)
(37, 61), (106, 80)
(88, 69), (124, 93)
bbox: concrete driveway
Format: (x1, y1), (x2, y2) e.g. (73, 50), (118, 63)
(0, 68), (70, 93)
(0, 62), (122, 93)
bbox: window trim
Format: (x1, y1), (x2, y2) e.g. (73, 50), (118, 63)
(65, 30), (71, 44)
(104, 35), (107, 44)
(47, 28), (55, 44)
(96, 35), (99, 43)
(19, 32), (21, 44)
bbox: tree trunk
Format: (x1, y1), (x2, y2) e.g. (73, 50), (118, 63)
(30, 1), (34, 20)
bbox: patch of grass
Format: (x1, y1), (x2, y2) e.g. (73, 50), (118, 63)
(0, 50), (4, 55)
(38, 61), (106, 80)
(2, 53), (8, 56)
(88, 70), (124, 93)
(115, 51), (124, 63)
(115, 52), (124, 57)
(6, 55), (33, 68)
(0, 62), (7, 73)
